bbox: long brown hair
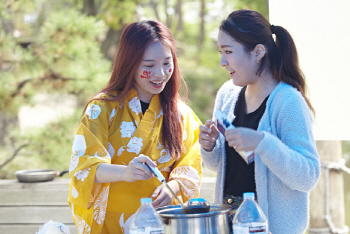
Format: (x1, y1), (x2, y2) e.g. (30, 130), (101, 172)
(88, 20), (187, 160)
(220, 9), (315, 115)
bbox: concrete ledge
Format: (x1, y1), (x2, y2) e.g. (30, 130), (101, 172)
(0, 177), (216, 233)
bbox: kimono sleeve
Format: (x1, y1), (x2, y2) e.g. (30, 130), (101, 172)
(169, 106), (203, 203)
(68, 99), (115, 209)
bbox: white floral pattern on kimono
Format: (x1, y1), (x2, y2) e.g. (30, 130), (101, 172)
(72, 185), (79, 199)
(126, 137), (143, 154)
(94, 186), (109, 226)
(157, 109), (163, 118)
(120, 121), (136, 138)
(170, 166), (200, 199)
(76, 215), (91, 234)
(129, 97), (141, 115)
(86, 104), (101, 119)
(117, 146), (127, 157)
(72, 204), (91, 234)
(70, 135), (86, 172)
(109, 108), (116, 126)
(158, 149), (171, 163)
(108, 142), (115, 159)
(74, 168), (90, 182)
(120, 213), (135, 234)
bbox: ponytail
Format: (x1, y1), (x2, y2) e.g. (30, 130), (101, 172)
(269, 25), (315, 115)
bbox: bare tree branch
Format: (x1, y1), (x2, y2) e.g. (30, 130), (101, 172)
(0, 143), (30, 170)
(10, 73), (78, 98)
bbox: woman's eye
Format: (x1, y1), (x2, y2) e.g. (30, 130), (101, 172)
(145, 65), (153, 68)
(164, 63), (169, 66)
(225, 51), (232, 54)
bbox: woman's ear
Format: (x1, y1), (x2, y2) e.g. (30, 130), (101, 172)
(254, 44), (266, 63)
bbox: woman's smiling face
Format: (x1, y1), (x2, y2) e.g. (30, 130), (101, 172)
(134, 41), (173, 103)
(217, 29), (258, 87)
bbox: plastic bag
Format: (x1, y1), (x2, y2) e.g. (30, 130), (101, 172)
(36, 220), (70, 234)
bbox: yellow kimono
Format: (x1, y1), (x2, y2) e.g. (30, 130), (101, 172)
(68, 88), (202, 234)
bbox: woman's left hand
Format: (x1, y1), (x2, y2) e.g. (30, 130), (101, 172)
(225, 127), (264, 152)
(151, 180), (179, 208)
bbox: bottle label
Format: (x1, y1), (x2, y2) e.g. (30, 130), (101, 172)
(129, 227), (164, 234)
(249, 226), (267, 233)
(233, 225), (267, 234)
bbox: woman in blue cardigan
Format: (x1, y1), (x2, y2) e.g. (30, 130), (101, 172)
(199, 9), (320, 234)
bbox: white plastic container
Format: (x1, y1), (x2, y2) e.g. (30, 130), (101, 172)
(129, 198), (165, 234)
(232, 192), (268, 234)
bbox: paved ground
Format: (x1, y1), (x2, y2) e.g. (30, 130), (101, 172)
(199, 176), (216, 203)
(199, 165), (216, 202)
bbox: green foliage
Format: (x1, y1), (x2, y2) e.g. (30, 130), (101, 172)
(0, 110), (81, 179)
(0, 6), (111, 112)
(98, 0), (138, 29)
(35, 8), (111, 93)
(178, 41), (229, 122)
(234, 0), (269, 19)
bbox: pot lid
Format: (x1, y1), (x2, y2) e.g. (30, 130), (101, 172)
(156, 204), (234, 219)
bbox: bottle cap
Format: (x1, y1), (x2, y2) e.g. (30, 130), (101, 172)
(141, 198), (152, 204)
(243, 192), (255, 199)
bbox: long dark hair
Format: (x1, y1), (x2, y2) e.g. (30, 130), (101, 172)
(220, 9), (314, 114)
(86, 20), (187, 160)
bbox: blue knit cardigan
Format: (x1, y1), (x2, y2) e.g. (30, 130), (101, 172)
(200, 80), (320, 234)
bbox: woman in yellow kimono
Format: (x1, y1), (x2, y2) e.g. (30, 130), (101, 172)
(68, 20), (202, 234)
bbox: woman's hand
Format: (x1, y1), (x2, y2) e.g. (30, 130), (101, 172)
(122, 154), (157, 182)
(199, 120), (220, 152)
(225, 127), (264, 152)
(151, 180), (179, 208)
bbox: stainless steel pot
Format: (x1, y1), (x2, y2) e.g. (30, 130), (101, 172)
(15, 169), (69, 182)
(156, 204), (235, 234)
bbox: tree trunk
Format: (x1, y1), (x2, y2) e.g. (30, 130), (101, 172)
(101, 27), (123, 61)
(175, 0), (183, 33)
(309, 141), (349, 234)
(83, 0), (96, 16)
(150, 0), (160, 21)
(0, 111), (18, 146)
(164, 0), (171, 28)
(197, 0), (205, 50)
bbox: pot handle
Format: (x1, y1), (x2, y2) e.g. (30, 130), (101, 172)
(59, 170), (69, 177)
(162, 218), (171, 226)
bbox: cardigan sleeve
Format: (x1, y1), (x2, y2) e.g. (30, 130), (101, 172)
(200, 81), (232, 172)
(254, 91), (320, 192)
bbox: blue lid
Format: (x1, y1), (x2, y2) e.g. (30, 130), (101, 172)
(190, 198), (206, 202)
(243, 192), (255, 199)
(141, 198), (152, 203)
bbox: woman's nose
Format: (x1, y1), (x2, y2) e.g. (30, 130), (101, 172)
(154, 65), (165, 77)
(220, 56), (228, 67)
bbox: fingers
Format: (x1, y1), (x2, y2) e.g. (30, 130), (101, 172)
(200, 120), (219, 135)
(151, 185), (173, 208)
(127, 155), (158, 181)
(199, 120), (220, 151)
(135, 154), (157, 167)
(204, 120), (215, 127)
(225, 128), (240, 149)
(151, 184), (162, 199)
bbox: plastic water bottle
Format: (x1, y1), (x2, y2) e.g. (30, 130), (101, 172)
(129, 198), (165, 234)
(232, 192), (268, 234)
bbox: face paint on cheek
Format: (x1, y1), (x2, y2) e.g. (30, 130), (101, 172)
(166, 67), (173, 75)
(141, 70), (151, 79)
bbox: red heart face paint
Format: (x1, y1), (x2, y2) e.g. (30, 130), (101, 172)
(141, 70), (151, 79)
(169, 68), (172, 73)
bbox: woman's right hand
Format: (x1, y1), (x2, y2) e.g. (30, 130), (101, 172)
(123, 154), (157, 182)
(199, 120), (220, 152)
